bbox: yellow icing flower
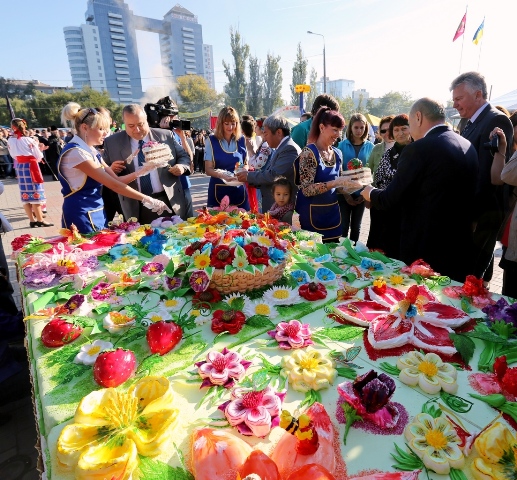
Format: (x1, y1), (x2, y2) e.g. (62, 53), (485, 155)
(57, 376), (178, 480)
(471, 421), (517, 480)
(280, 347), (337, 392)
(372, 278), (387, 289)
(388, 274), (407, 286)
(404, 412), (465, 475)
(193, 251), (211, 269)
(397, 351), (458, 394)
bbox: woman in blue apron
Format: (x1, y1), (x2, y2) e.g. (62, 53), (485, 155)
(204, 106), (249, 209)
(295, 107), (347, 242)
(59, 102), (170, 234)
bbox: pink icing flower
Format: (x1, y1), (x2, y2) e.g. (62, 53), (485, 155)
(401, 259), (439, 278)
(195, 348), (252, 388)
(189, 270), (210, 292)
(141, 262), (164, 276)
(267, 320), (313, 349)
(219, 386), (285, 437)
(91, 282), (115, 301)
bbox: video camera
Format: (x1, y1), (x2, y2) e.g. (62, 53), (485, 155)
(483, 134), (499, 155)
(143, 96), (191, 131)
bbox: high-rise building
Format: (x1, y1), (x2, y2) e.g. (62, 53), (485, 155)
(203, 44), (215, 90)
(64, 1), (212, 103)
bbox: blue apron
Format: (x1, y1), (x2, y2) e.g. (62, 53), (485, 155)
(295, 144), (342, 241)
(58, 143), (106, 234)
(207, 135), (249, 209)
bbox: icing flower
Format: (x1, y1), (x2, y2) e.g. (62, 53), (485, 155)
(482, 297), (517, 327)
(360, 258), (384, 272)
(192, 309), (212, 326)
(263, 286), (300, 306)
(314, 253), (332, 263)
(372, 278), (387, 295)
(195, 348), (252, 388)
(61, 294), (89, 316)
(443, 275), (494, 309)
(194, 288), (222, 304)
(185, 240), (208, 256)
(103, 310), (136, 334)
(338, 370), (399, 429)
(470, 421), (517, 480)
(387, 274), (407, 286)
(267, 320), (312, 349)
(141, 307), (172, 327)
(164, 276), (182, 291)
(393, 285), (428, 318)
(192, 250), (212, 270)
(108, 243), (139, 260)
(243, 299), (278, 319)
(211, 309), (246, 335)
(290, 269), (311, 286)
(57, 376), (178, 480)
(267, 247), (286, 263)
(91, 282), (116, 301)
(494, 355), (517, 396)
(210, 245), (235, 269)
(189, 270), (211, 292)
(106, 255), (138, 272)
(231, 252), (249, 270)
(220, 386), (284, 437)
(299, 282), (327, 301)
(315, 267), (337, 283)
(162, 297), (187, 313)
(243, 242), (269, 265)
(401, 259), (439, 277)
(397, 351), (458, 394)
(404, 412), (465, 474)
(74, 340), (113, 366)
(281, 347), (337, 392)
(141, 262), (165, 276)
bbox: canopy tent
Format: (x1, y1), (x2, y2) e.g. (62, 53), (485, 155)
(490, 89), (517, 111)
(365, 113), (381, 127)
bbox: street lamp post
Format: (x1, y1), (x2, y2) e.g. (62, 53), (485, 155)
(307, 30), (326, 93)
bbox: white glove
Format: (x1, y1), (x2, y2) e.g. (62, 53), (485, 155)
(136, 162), (160, 177)
(141, 196), (172, 215)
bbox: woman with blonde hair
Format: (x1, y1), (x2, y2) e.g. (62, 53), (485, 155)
(7, 118), (53, 228)
(204, 106), (249, 209)
(58, 102), (170, 233)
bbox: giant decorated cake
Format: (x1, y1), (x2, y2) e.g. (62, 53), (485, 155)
(14, 210), (517, 480)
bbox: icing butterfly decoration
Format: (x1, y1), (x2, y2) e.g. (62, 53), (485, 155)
(330, 345), (362, 369)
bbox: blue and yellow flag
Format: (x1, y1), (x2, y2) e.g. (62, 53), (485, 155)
(472, 18), (484, 45)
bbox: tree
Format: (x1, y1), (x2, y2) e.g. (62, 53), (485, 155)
(262, 53), (283, 115)
(0, 77), (36, 100)
(305, 68), (318, 114)
(175, 75), (224, 129)
(222, 28), (250, 114)
(246, 56), (263, 118)
(367, 91), (413, 117)
(290, 43), (308, 106)
(337, 97), (355, 121)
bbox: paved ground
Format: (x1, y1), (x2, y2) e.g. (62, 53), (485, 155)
(0, 172), (504, 479)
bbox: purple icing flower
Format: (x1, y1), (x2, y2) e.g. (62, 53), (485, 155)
(267, 320), (313, 349)
(195, 347), (252, 388)
(141, 262), (165, 276)
(189, 270), (210, 293)
(218, 386), (285, 437)
(482, 297), (517, 327)
(91, 282), (115, 301)
(337, 370), (399, 428)
(164, 276), (182, 291)
(62, 294), (86, 314)
(82, 256), (99, 270)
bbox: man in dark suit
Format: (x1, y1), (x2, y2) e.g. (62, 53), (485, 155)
(103, 104), (191, 223)
(450, 71), (514, 281)
(361, 98), (478, 282)
(236, 115), (301, 213)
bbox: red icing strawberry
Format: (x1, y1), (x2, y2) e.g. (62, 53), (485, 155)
(41, 318), (83, 348)
(93, 348), (137, 388)
(347, 158), (362, 170)
(146, 321), (183, 355)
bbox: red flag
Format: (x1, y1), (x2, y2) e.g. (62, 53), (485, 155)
(453, 13), (467, 42)
(5, 95), (15, 120)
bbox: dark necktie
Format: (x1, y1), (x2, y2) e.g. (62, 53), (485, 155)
(461, 120), (473, 137)
(137, 139), (153, 195)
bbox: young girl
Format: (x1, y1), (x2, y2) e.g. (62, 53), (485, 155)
(268, 176), (295, 223)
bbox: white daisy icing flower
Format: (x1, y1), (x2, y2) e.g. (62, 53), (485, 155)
(74, 340), (113, 366)
(243, 298), (278, 319)
(263, 286), (300, 306)
(397, 351), (458, 394)
(141, 307), (172, 327)
(225, 293), (250, 308)
(162, 297), (187, 313)
(250, 235), (273, 247)
(192, 309), (212, 326)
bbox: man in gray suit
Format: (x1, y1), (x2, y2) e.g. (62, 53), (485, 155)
(236, 115), (301, 212)
(103, 104), (191, 223)
(450, 72), (514, 281)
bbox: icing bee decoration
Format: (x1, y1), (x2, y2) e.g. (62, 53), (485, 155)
(279, 410), (319, 455)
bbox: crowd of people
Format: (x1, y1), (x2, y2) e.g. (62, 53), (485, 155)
(1, 70), (516, 300)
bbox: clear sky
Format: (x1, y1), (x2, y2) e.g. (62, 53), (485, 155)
(1, 0), (513, 106)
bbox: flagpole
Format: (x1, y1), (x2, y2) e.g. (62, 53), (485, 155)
(459, 5), (467, 73)
(477, 17), (484, 70)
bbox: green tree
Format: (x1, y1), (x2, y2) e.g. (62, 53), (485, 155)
(290, 43), (308, 106)
(0, 77), (36, 100)
(305, 67), (318, 113)
(367, 91), (413, 117)
(262, 53), (283, 115)
(222, 28), (250, 115)
(246, 56), (263, 117)
(175, 75), (224, 129)
(337, 97), (355, 121)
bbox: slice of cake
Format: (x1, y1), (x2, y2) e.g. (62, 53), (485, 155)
(142, 141), (173, 167)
